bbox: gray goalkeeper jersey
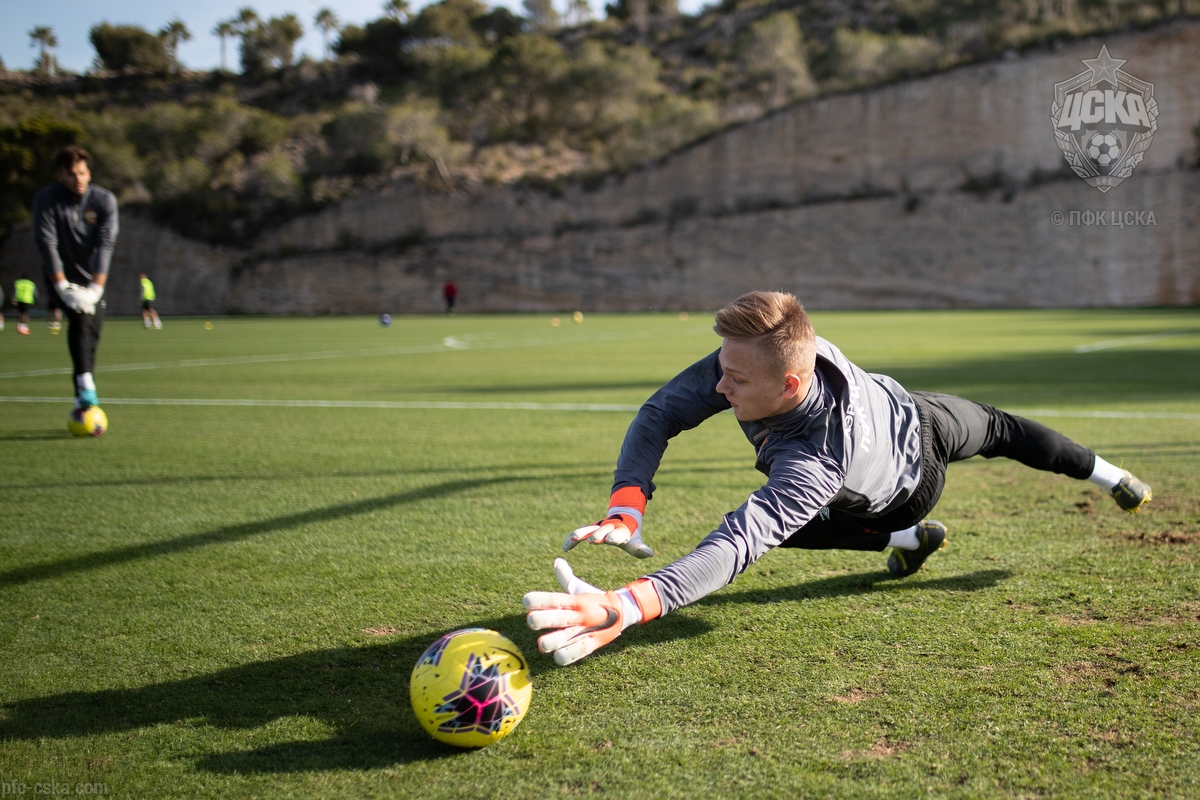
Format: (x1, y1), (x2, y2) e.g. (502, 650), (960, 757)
(32, 183), (119, 285)
(613, 337), (922, 615)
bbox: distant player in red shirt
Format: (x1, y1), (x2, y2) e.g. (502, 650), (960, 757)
(443, 280), (458, 314)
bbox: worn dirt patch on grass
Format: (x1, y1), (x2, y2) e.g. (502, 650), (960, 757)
(362, 626), (403, 636)
(841, 739), (910, 759)
(1122, 530), (1200, 545)
(830, 688), (879, 704)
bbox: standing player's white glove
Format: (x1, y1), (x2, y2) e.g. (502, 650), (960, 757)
(524, 558), (663, 665)
(55, 280), (85, 313)
(76, 282), (104, 315)
(563, 486), (655, 558)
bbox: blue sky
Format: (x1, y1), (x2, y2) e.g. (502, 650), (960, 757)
(2, 0), (707, 73)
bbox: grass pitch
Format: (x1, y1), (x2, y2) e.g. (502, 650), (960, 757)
(1, 309), (1198, 799)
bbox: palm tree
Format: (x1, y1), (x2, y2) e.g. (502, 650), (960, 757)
(232, 7), (261, 36)
(29, 26), (58, 76)
(382, 0), (410, 22)
(159, 18), (193, 73)
(314, 8), (341, 60)
(568, 0), (592, 25)
(213, 20), (235, 72)
(229, 7), (261, 74)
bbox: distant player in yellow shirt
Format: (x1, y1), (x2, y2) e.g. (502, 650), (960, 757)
(139, 273), (161, 330)
(13, 275), (39, 335)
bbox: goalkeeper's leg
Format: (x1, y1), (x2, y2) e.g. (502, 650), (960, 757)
(914, 392), (1151, 513)
(66, 305), (104, 408)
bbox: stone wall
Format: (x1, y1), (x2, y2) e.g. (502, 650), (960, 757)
(3, 22), (1198, 314)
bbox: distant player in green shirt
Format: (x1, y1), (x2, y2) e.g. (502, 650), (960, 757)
(139, 273), (161, 330)
(13, 275), (39, 335)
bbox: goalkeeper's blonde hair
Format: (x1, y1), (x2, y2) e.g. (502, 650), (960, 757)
(713, 291), (816, 376)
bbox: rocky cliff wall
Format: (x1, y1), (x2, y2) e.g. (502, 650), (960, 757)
(3, 22), (1198, 314)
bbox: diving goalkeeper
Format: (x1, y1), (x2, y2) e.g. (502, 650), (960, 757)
(525, 291), (1152, 666)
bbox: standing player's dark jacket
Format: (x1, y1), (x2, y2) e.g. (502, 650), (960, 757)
(613, 338), (923, 614)
(32, 183), (119, 285)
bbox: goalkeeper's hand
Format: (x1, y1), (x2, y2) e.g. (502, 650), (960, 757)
(524, 558), (662, 665)
(55, 280), (85, 313)
(563, 486), (654, 559)
(76, 282), (104, 315)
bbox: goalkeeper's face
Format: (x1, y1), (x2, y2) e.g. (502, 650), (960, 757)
(715, 338), (808, 422)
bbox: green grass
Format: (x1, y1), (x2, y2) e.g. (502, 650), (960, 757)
(1, 309), (1199, 799)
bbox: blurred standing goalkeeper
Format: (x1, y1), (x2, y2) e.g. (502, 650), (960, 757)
(32, 146), (118, 410)
(526, 291), (1153, 665)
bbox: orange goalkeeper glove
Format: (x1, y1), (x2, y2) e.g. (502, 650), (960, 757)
(562, 486), (654, 559)
(524, 558), (662, 665)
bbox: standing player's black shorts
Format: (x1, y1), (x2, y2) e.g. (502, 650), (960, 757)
(16, 302), (30, 314)
(142, 300), (152, 311)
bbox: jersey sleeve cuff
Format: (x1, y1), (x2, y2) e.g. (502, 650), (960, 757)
(625, 578), (663, 622)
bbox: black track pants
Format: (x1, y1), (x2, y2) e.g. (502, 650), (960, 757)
(64, 303), (103, 395)
(780, 391), (1096, 552)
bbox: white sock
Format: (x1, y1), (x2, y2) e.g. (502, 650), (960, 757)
(76, 372), (96, 391)
(1088, 456), (1126, 491)
(888, 524), (921, 550)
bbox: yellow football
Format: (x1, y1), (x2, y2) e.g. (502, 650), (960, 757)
(68, 406), (108, 438)
(410, 628), (532, 748)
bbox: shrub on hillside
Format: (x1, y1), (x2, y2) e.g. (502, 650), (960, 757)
(0, 114), (83, 237)
(241, 14), (305, 77)
(736, 12), (816, 108)
(320, 100), (464, 182)
(557, 42), (662, 139)
(830, 28), (943, 86)
(605, 95), (718, 170)
(89, 24), (172, 75)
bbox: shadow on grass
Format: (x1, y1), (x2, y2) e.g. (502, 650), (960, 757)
(0, 461), (615, 493)
(0, 429), (71, 441)
(0, 476), (536, 589)
(696, 568), (1012, 608)
(0, 457), (748, 493)
(867, 346), (1200, 408)
(0, 612), (712, 773)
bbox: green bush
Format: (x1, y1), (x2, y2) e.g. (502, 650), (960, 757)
(488, 33), (570, 140)
(320, 100), (463, 180)
(251, 151), (302, 201)
(605, 95), (718, 170)
(736, 12), (816, 108)
(89, 23), (171, 75)
(557, 42), (663, 138)
(335, 18), (415, 80)
(411, 0), (489, 44)
(241, 14), (305, 77)
(0, 114), (83, 237)
(831, 28), (943, 86)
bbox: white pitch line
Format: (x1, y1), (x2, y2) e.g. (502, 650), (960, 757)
(0, 327), (712, 380)
(0, 344), (450, 379)
(1, 396), (1198, 419)
(1074, 330), (1200, 353)
(0, 397), (643, 412)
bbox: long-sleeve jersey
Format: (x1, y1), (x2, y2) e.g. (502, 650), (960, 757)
(614, 338), (923, 614)
(32, 183), (119, 285)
